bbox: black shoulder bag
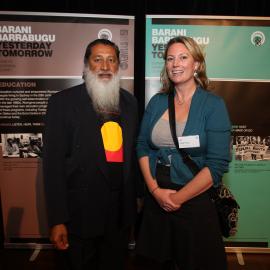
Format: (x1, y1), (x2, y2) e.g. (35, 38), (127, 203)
(168, 91), (240, 238)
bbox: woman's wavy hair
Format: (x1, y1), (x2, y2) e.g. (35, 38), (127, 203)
(160, 36), (209, 93)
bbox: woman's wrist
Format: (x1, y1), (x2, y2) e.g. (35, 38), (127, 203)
(150, 186), (159, 195)
(171, 192), (184, 205)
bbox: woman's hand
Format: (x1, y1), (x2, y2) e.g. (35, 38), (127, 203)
(170, 193), (183, 209)
(152, 188), (181, 212)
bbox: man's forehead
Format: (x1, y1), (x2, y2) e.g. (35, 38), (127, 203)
(91, 44), (117, 56)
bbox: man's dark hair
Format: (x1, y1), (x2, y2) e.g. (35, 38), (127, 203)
(84, 39), (120, 65)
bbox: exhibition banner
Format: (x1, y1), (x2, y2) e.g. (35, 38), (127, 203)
(0, 11), (134, 241)
(146, 15), (270, 247)
(146, 16), (270, 80)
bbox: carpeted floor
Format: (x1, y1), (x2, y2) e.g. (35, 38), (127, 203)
(0, 247), (270, 270)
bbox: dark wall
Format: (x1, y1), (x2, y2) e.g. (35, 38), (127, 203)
(1, 0), (270, 15)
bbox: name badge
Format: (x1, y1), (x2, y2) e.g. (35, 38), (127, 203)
(178, 135), (200, 148)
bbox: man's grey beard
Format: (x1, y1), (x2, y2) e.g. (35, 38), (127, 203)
(84, 67), (120, 115)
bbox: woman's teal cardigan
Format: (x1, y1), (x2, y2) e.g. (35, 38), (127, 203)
(136, 87), (231, 187)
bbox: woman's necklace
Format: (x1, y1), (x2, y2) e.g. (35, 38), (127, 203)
(175, 92), (185, 105)
(175, 88), (196, 106)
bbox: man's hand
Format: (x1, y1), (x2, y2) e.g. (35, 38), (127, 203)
(50, 224), (69, 250)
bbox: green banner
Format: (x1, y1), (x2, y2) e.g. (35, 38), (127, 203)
(146, 16), (270, 247)
(146, 18), (270, 79)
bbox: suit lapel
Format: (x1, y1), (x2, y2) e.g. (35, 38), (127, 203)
(76, 86), (110, 183)
(120, 92), (132, 183)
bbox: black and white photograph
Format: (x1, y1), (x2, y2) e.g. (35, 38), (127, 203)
(1, 133), (43, 158)
(233, 135), (270, 161)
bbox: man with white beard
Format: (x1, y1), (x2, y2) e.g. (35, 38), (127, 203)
(43, 39), (139, 270)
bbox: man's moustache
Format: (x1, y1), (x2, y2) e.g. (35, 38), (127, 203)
(97, 72), (114, 76)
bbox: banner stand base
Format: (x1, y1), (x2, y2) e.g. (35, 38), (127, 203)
(4, 242), (53, 261)
(225, 247), (270, 265)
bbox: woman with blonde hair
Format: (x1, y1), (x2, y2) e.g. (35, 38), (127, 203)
(136, 36), (231, 270)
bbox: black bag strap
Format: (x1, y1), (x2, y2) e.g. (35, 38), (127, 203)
(168, 91), (200, 176)
(168, 91), (223, 197)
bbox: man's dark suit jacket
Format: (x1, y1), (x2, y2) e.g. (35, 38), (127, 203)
(43, 83), (139, 238)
